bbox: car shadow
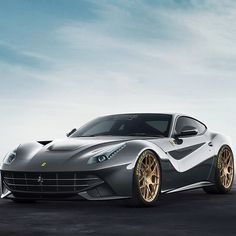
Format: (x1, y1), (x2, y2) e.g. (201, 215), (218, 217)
(2, 187), (235, 211)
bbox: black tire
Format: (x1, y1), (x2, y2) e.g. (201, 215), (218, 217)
(203, 145), (234, 194)
(132, 150), (161, 206)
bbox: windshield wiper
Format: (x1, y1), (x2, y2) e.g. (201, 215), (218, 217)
(126, 133), (162, 137)
(77, 134), (110, 137)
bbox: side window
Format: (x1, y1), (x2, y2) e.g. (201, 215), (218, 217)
(175, 117), (206, 135)
(194, 120), (207, 134)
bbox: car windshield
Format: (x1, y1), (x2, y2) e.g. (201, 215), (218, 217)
(71, 114), (172, 138)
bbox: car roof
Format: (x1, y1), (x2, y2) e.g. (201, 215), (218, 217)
(105, 113), (186, 118)
(103, 113), (203, 123)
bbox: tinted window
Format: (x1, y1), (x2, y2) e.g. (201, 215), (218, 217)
(80, 120), (115, 136)
(175, 117), (206, 135)
(71, 114), (172, 137)
(146, 120), (170, 133)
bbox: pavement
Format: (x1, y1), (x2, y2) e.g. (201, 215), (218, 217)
(0, 186), (236, 236)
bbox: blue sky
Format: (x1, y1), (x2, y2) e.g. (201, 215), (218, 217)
(0, 0), (236, 157)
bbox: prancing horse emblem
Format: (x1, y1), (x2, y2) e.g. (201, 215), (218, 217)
(37, 176), (44, 184)
(41, 162), (47, 167)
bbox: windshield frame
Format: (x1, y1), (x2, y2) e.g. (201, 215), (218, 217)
(70, 114), (173, 138)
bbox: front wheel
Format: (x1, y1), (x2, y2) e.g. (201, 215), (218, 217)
(133, 150), (161, 206)
(204, 145), (234, 194)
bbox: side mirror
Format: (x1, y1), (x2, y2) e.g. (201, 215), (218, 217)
(66, 128), (77, 137)
(175, 127), (198, 138)
(180, 129), (198, 137)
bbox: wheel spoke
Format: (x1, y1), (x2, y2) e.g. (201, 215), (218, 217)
(141, 162), (147, 170)
(145, 186), (148, 199)
(139, 175), (144, 181)
(150, 165), (157, 176)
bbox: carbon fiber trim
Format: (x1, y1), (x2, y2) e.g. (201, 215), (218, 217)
(168, 142), (206, 160)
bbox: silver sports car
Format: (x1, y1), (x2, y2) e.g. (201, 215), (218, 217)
(0, 113), (234, 206)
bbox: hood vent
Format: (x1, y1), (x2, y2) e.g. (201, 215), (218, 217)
(37, 140), (52, 146)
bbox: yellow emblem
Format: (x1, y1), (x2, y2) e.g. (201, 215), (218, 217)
(41, 162), (47, 167)
(169, 140), (176, 146)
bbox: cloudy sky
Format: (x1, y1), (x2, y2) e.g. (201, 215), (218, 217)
(0, 0), (236, 158)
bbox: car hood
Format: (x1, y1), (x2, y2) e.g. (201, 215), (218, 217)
(47, 137), (127, 151)
(1, 136), (159, 172)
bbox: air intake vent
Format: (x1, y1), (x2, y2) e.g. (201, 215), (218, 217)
(2, 171), (103, 194)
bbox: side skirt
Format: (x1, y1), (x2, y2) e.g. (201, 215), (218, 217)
(162, 181), (214, 194)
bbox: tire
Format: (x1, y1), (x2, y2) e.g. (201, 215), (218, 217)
(132, 150), (161, 206)
(203, 145), (234, 194)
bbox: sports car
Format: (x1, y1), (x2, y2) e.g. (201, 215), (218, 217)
(0, 113), (234, 206)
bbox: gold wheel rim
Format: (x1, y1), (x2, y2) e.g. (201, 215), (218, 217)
(137, 152), (160, 202)
(219, 148), (234, 189)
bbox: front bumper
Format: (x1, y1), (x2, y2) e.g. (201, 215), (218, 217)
(0, 165), (133, 201)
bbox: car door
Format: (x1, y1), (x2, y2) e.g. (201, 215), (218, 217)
(164, 116), (214, 187)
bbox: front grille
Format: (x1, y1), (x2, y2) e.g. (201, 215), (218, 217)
(2, 171), (102, 194)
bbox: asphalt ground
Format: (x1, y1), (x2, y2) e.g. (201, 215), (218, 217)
(0, 185), (235, 236)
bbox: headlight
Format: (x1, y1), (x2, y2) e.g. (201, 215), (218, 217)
(3, 148), (18, 164)
(97, 155), (107, 163)
(88, 143), (126, 164)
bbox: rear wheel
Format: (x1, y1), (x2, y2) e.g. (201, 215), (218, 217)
(204, 145), (234, 194)
(133, 150), (161, 206)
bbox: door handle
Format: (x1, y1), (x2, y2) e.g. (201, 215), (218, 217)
(208, 142), (213, 147)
